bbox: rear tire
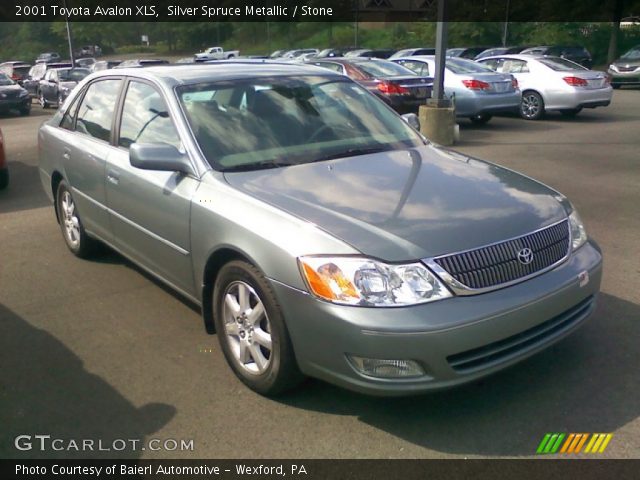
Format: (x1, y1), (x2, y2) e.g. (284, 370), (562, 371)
(469, 113), (492, 125)
(55, 180), (99, 258)
(520, 91), (545, 120)
(0, 168), (8, 190)
(213, 260), (304, 396)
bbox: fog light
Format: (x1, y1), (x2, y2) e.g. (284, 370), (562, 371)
(347, 355), (425, 379)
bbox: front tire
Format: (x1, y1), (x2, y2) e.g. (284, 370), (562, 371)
(612, 84), (621, 90)
(39, 91), (49, 109)
(55, 180), (99, 258)
(520, 91), (545, 120)
(213, 260), (303, 396)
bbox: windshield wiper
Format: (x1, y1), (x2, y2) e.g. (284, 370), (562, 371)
(221, 159), (296, 172)
(313, 145), (393, 163)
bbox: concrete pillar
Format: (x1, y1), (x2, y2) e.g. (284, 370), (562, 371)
(419, 101), (457, 146)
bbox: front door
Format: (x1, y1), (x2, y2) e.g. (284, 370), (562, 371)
(105, 79), (199, 297)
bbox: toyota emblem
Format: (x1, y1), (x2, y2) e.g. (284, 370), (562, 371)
(517, 248), (534, 265)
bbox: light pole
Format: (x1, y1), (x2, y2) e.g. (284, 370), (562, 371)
(63, 0), (75, 65)
(502, 0), (510, 47)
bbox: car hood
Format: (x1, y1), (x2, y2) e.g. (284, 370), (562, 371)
(612, 58), (640, 67)
(223, 145), (569, 261)
(0, 84), (25, 94)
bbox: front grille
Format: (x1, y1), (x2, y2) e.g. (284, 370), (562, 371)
(617, 66), (638, 72)
(447, 295), (595, 373)
(433, 220), (570, 290)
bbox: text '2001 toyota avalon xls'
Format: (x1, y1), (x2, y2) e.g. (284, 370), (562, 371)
(38, 62), (602, 396)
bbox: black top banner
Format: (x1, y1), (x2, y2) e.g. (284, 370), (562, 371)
(1, 0), (640, 22)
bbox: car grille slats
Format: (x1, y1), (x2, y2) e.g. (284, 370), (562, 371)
(433, 220), (570, 290)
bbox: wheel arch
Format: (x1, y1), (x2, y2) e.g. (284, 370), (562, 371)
(201, 246), (261, 334)
(51, 170), (64, 223)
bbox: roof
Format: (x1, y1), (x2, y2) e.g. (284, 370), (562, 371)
(93, 61), (341, 86)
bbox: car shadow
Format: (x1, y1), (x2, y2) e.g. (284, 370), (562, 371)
(278, 292), (639, 457)
(0, 304), (176, 459)
(0, 161), (50, 214)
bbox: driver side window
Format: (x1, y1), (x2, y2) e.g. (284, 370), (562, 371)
(118, 81), (182, 150)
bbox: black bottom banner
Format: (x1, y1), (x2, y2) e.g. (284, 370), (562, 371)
(3, 459), (640, 480)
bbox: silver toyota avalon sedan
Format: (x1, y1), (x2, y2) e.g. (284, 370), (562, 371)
(477, 54), (613, 120)
(38, 62), (602, 396)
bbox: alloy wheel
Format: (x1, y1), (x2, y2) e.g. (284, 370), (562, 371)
(61, 190), (80, 248)
(521, 93), (541, 119)
(222, 281), (273, 375)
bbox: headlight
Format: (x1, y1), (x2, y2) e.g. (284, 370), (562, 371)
(298, 256), (452, 306)
(19, 90), (29, 97)
(569, 210), (587, 251)
(608, 64), (618, 72)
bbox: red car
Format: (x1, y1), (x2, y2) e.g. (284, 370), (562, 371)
(0, 128), (7, 189)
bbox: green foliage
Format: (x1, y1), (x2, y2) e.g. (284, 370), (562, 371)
(1, 21), (638, 67)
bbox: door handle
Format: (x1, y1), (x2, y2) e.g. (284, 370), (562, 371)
(107, 170), (120, 185)
(62, 149), (70, 160)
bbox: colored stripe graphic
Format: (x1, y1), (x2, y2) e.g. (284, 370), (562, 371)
(538, 433), (613, 454)
(537, 433), (565, 454)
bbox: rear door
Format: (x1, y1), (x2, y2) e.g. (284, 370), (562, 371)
(63, 77), (124, 241)
(105, 79), (199, 296)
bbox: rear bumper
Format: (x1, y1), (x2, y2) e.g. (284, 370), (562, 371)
(271, 241), (602, 396)
(454, 92), (521, 117)
(545, 87), (613, 111)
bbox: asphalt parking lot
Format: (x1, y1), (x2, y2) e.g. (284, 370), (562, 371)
(1, 90), (639, 459)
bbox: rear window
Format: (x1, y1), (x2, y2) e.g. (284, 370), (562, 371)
(58, 68), (91, 82)
(538, 58), (587, 71)
(354, 60), (416, 78)
(446, 58), (495, 74)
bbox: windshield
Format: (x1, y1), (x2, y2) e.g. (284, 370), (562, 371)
(621, 47), (640, 60)
(538, 57), (587, 71)
(178, 76), (425, 172)
(0, 73), (15, 86)
(58, 68), (90, 82)
(446, 58), (495, 74)
(354, 60), (417, 77)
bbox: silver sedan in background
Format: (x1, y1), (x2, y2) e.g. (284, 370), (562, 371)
(478, 54), (613, 120)
(392, 55), (521, 124)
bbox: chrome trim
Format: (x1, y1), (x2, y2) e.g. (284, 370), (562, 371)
(72, 187), (108, 210)
(424, 218), (572, 296)
(72, 187), (190, 256)
(109, 208), (190, 256)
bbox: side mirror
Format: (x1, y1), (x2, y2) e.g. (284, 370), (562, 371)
(129, 143), (194, 176)
(401, 113), (420, 131)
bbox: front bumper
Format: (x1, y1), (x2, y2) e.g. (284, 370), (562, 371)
(271, 241), (602, 395)
(607, 68), (640, 85)
(0, 96), (30, 111)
